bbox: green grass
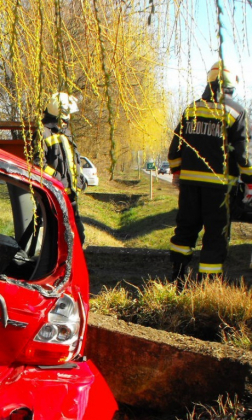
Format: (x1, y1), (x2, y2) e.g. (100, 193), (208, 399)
(80, 170), (179, 249)
(0, 184), (14, 236)
(82, 169), (252, 352)
(80, 170), (252, 266)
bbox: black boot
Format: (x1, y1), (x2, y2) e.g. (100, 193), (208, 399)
(172, 263), (187, 292)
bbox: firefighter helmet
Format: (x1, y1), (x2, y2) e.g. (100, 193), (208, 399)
(207, 61), (239, 89)
(46, 92), (79, 120)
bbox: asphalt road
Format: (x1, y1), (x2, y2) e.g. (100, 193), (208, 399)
(143, 169), (173, 183)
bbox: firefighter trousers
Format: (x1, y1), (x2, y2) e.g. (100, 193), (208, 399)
(170, 183), (229, 276)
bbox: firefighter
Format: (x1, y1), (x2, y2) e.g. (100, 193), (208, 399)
(168, 60), (252, 289)
(33, 92), (85, 245)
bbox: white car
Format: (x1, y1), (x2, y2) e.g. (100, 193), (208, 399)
(80, 156), (99, 186)
(158, 161), (170, 175)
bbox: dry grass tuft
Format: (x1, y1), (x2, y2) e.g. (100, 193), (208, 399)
(90, 277), (252, 349)
(182, 394), (250, 420)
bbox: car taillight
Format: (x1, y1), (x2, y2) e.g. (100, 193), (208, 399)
(20, 294), (84, 366)
(35, 294), (80, 346)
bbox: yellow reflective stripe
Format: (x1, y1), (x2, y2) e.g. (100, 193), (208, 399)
(198, 263), (223, 274)
(169, 158), (181, 168)
(60, 135), (77, 192)
(186, 102), (223, 120)
(186, 107), (223, 120)
(44, 165), (55, 176)
(186, 102), (237, 127)
(239, 165), (252, 176)
(225, 105), (239, 125)
(180, 170), (237, 185)
(45, 134), (61, 147)
(65, 187), (79, 196)
(225, 112), (236, 126)
(170, 242), (193, 256)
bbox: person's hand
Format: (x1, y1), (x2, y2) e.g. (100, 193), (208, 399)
(172, 172), (180, 188)
(242, 184), (252, 204)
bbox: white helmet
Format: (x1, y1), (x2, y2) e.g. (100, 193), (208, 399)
(46, 92), (79, 120)
(207, 60), (239, 89)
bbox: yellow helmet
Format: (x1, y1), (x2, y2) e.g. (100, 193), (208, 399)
(207, 61), (239, 89)
(46, 92), (79, 120)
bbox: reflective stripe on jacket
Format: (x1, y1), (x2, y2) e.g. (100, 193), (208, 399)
(168, 94), (252, 187)
(33, 126), (84, 195)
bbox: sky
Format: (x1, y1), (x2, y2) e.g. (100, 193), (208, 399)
(160, 0), (252, 104)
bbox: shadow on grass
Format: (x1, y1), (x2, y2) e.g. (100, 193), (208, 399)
(81, 208), (177, 240)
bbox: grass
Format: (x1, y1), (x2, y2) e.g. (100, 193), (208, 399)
(79, 170), (180, 250)
(81, 169), (252, 351)
(0, 183), (14, 236)
(181, 394), (250, 420)
(84, 170), (252, 418)
(79, 170), (252, 261)
(115, 393), (252, 420)
(90, 277), (252, 349)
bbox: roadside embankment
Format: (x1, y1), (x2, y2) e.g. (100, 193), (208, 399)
(86, 312), (252, 414)
(85, 246), (171, 294)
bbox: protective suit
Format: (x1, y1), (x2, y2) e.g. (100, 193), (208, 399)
(168, 61), (252, 285)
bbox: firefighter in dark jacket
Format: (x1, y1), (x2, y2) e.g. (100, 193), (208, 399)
(168, 60), (252, 289)
(33, 92), (85, 245)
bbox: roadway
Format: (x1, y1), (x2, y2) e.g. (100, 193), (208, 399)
(143, 169), (173, 183)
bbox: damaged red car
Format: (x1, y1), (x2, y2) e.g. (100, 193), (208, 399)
(0, 123), (118, 420)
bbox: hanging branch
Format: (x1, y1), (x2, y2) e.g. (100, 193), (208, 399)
(216, 0), (231, 243)
(93, 0), (117, 180)
(216, 0), (228, 179)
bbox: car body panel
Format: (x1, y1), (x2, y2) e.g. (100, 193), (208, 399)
(0, 361), (117, 420)
(0, 139), (117, 419)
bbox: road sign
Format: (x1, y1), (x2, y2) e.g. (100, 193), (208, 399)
(146, 162), (156, 170)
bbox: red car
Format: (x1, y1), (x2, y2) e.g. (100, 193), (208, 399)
(0, 124), (117, 420)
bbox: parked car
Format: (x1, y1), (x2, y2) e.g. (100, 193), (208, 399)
(0, 128), (117, 420)
(158, 161), (170, 174)
(80, 156), (99, 186)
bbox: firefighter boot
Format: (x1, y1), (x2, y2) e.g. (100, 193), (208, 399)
(171, 263), (188, 292)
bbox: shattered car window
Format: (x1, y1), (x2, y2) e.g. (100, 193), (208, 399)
(0, 176), (58, 281)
